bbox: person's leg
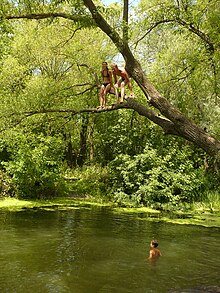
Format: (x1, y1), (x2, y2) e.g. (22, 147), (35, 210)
(120, 81), (126, 103)
(99, 85), (105, 108)
(114, 83), (119, 104)
(128, 78), (134, 97)
(104, 84), (111, 107)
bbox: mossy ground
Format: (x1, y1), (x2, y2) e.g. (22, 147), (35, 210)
(0, 197), (110, 211)
(0, 197), (219, 228)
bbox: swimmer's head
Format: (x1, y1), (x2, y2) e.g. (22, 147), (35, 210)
(150, 239), (159, 248)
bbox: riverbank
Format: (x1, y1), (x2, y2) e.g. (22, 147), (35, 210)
(0, 197), (219, 228)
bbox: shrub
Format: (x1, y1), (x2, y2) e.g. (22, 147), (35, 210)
(0, 170), (15, 197)
(109, 144), (205, 207)
(65, 165), (110, 198)
(2, 135), (67, 199)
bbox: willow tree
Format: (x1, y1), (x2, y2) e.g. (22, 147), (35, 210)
(2, 0), (220, 165)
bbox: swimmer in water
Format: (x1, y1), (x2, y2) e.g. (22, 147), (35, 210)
(148, 239), (162, 260)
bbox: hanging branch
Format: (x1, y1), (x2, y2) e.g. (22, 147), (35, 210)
(134, 19), (215, 52)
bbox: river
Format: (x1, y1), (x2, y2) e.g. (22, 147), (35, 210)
(0, 205), (219, 292)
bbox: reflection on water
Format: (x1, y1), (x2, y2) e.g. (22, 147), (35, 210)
(0, 206), (219, 293)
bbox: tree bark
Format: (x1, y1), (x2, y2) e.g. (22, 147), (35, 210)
(77, 115), (89, 167)
(123, 0), (129, 44)
(88, 116), (95, 162)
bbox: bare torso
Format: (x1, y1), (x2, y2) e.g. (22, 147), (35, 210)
(148, 248), (161, 260)
(112, 67), (130, 83)
(101, 69), (112, 85)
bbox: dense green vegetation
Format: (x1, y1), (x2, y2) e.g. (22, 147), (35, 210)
(0, 0), (219, 212)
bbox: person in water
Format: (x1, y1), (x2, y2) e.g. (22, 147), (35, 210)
(148, 239), (162, 260)
(111, 63), (134, 104)
(99, 61), (112, 108)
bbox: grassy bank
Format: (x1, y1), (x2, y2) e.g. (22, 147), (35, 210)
(0, 197), (219, 228)
(0, 197), (109, 211)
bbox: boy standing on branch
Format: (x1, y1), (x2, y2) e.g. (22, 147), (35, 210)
(111, 64), (134, 104)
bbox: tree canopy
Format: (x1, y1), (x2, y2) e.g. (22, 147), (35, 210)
(1, 0), (219, 161)
(0, 0), (220, 202)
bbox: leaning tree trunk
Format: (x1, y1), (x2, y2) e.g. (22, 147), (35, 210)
(83, 0), (220, 166)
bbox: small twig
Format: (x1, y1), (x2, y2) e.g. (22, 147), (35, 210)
(134, 20), (174, 48)
(78, 63), (100, 87)
(55, 27), (83, 48)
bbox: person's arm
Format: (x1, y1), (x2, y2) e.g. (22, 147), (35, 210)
(100, 70), (104, 83)
(148, 250), (153, 260)
(122, 70), (130, 83)
(112, 71), (117, 84)
(127, 80), (133, 95)
(123, 70), (134, 95)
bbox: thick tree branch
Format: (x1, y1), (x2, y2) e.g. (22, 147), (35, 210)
(20, 97), (175, 134)
(177, 19), (215, 52)
(22, 96), (220, 157)
(4, 12), (94, 27)
(21, 97), (217, 149)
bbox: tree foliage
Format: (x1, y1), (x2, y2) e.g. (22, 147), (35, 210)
(109, 141), (205, 207)
(133, 0), (220, 135)
(0, 0), (219, 202)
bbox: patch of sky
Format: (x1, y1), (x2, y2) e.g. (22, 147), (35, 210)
(102, 0), (139, 7)
(32, 68), (41, 76)
(112, 53), (125, 67)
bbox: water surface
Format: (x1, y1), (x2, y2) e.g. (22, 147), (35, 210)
(0, 206), (219, 292)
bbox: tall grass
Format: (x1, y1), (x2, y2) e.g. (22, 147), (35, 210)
(65, 165), (110, 200)
(191, 191), (220, 212)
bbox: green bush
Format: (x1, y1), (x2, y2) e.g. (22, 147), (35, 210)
(2, 135), (67, 198)
(109, 144), (206, 207)
(65, 165), (109, 198)
(0, 170), (15, 197)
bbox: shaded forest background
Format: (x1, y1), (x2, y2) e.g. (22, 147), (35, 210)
(0, 0), (219, 209)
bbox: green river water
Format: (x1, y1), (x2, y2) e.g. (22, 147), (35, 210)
(0, 205), (219, 293)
